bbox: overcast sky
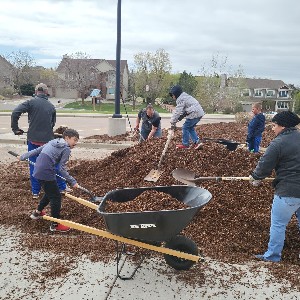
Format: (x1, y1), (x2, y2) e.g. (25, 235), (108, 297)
(0, 0), (299, 86)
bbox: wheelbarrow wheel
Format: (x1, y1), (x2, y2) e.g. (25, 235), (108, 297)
(163, 235), (198, 270)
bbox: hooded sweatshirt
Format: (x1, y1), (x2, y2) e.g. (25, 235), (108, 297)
(20, 138), (76, 186)
(170, 92), (205, 123)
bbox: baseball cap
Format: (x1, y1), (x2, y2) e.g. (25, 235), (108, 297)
(35, 83), (48, 92)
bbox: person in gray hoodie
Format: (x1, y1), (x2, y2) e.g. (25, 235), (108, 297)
(169, 85), (205, 149)
(17, 128), (80, 232)
(250, 111), (300, 262)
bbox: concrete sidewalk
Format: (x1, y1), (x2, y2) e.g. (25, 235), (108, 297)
(1, 225), (299, 300)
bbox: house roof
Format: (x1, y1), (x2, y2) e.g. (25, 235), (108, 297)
(244, 78), (288, 90)
(56, 57), (127, 73)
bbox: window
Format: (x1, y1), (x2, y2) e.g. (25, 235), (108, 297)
(279, 90), (288, 98)
(108, 88), (115, 95)
(266, 90), (275, 97)
(242, 89), (250, 96)
(277, 101), (289, 109)
(254, 89), (263, 97)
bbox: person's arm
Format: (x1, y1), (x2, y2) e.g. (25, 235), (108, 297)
(19, 145), (45, 161)
(252, 142), (279, 179)
(135, 117), (141, 131)
(135, 110), (142, 130)
(170, 99), (185, 124)
(147, 117), (161, 140)
(147, 126), (157, 140)
(253, 114), (265, 136)
(11, 101), (30, 134)
(52, 110), (56, 129)
(57, 149), (77, 187)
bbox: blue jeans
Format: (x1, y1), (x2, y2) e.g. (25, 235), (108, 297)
(28, 141), (66, 194)
(182, 117), (201, 146)
(261, 195), (300, 262)
(140, 127), (162, 142)
(247, 136), (261, 153)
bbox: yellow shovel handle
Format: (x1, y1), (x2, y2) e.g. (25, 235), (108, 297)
(43, 215), (200, 262)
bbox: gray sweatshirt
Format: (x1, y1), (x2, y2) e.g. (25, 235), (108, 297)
(170, 92), (205, 123)
(20, 138), (76, 186)
(11, 94), (56, 143)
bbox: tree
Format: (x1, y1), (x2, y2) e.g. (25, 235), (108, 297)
(178, 71), (198, 97)
(197, 53), (245, 113)
(133, 48), (172, 104)
(59, 52), (96, 105)
(6, 50), (36, 95)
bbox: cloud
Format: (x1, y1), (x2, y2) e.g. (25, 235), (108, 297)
(0, 0), (300, 85)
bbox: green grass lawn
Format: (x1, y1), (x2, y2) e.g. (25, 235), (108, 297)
(63, 101), (170, 114)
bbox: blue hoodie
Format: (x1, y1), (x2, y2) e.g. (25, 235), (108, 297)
(20, 138), (76, 186)
(247, 113), (266, 140)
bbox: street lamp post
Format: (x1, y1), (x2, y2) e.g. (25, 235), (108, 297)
(113, 0), (122, 118)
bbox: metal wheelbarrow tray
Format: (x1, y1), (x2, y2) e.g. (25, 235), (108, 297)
(98, 185), (212, 242)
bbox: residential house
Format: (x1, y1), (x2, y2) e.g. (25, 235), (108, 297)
(0, 55), (14, 90)
(219, 74), (294, 113)
(55, 56), (129, 100)
(239, 78), (293, 113)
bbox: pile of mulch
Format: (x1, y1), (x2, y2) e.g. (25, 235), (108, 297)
(104, 190), (188, 213)
(1, 122), (299, 290)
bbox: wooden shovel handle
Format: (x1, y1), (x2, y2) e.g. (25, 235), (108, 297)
(42, 215), (200, 262)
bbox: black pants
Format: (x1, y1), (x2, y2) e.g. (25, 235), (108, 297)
(37, 180), (62, 219)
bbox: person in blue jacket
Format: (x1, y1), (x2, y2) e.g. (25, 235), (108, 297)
(17, 129), (80, 232)
(246, 102), (266, 152)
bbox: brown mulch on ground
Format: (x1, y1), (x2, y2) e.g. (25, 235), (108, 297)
(1, 122), (299, 289)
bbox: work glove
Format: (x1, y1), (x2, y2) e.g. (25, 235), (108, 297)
(13, 129), (25, 135)
(170, 123), (177, 131)
(249, 175), (262, 187)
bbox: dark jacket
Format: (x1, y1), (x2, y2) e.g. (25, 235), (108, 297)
(252, 128), (300, 198)
(20, 138), (76, 186)
(11, 95), (56, 143)
(247, 113), (265, 141)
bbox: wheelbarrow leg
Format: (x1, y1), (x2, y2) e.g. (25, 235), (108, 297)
(115, 242), (148, 280)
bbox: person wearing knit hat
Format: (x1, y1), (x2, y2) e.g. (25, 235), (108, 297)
(169, 85), (205, 150)
(271, 110), (300, 128)
(249, 110), (300, 262)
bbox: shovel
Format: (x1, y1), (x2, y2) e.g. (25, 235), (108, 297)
(144, 129), (174, 182)
(8, 151), (102, 203)
(172, 168), (274, 186)
(203, 138), (246, 151)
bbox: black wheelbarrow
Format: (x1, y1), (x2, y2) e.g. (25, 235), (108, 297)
(43, 185), (212, 279)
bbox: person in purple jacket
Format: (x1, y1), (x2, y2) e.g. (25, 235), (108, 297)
(246, 102), (266, 152)
(17, 129), (79, 232)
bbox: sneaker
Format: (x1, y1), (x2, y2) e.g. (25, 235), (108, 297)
(50, 223), (70, 232)
(194, 142), (204, 150)
(32, 193), (39, 199)
(30, 210), (46, 220)
(176, 144), (189, 149)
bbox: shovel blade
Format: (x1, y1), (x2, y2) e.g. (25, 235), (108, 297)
(144, 169), (164, 182)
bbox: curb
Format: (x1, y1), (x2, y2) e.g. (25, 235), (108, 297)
(0, 139), (134, 150)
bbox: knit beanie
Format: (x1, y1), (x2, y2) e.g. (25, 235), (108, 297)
(272, 111), (300, 128)
(169, 85), (183, 99)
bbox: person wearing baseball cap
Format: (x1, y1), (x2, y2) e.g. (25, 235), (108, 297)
(11, 83), (67, 198)
(249, 110), (300, 262)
